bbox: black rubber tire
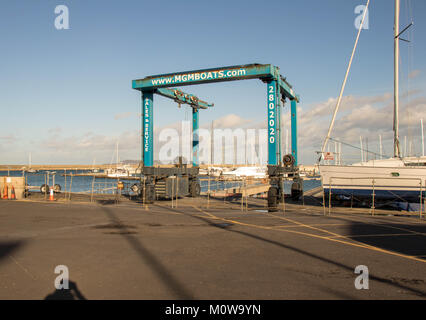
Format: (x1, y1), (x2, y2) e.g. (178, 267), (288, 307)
(144, 185), (155, 204)
(291, 181), (303, 200)
(53, 184), (61, 193)
(283, 154), (295, 166)
(277, 190), (284, 203)
(40, 184), (49, 193)
(267, 187), (278, 212)
(189, 181), (201, 197)
(131, 184), (140, 194)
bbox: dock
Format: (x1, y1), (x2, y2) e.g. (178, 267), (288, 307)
(203, 183), (270, 197)
(304, 185), (323, 197)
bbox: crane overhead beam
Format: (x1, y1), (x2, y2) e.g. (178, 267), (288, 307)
(133, 63), (299, 102)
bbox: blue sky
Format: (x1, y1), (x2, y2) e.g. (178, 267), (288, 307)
(0, 0), (425, 164)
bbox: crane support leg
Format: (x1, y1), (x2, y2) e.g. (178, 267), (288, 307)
(138, 89), (206, 203)
(192, 108), (199, 167)
(267, 80), (283, 211)
(276, 90), (282, 165)
(291, 99), (298, 165)
(267, 80), (278, 166)
(267, 94), (301, 211)
(142, 91), (154, 167)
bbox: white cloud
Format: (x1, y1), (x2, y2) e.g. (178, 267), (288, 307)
(292, 92), (426, 162)
(42, 131), (140, 152)
(408, 69), (421, 79)
(151, 91), (426, 164)
(47, 127), (62, 135)
(38, 130), (141, 163)
(22, 91), (426, 164)
(0, 134), (17, 144)
(302, 93), (393, 119)
(114, 112), (138, 120)
(210, 114), (253, 129)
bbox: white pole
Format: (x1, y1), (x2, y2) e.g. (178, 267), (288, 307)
(421, 118), (424, 156)
(116, 141), (119, 165)
(327, 144), (330, 165)
(379, 134), (383, 159)
(339, 142), (342, 164)
(404, 136), (407, 158)
(394, 0), (401, 158)
(320, 0), (371, 161)
(360, 136), (364, 162)
(245, 130), (247, 165)
(211, 120), (214, 165)
(366, 137), (368, 162)
(334, 141), (338, 165)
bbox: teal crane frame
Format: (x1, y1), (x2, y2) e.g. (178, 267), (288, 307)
(132, 63), (299, 168)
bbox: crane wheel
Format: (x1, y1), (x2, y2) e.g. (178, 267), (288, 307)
(267, 187), (278, 212)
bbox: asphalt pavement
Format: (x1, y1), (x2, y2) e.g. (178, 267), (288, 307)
(0, 198), (425, 299)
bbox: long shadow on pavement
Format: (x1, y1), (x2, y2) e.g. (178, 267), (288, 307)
(44, 280), (87, 300)
(0, 241), (24, 263)
(99, 206), (194, 299)
(161, 205), (426, 298)
(323, 214), (426, 260)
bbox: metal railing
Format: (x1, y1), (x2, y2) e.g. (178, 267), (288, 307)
(324, 176), (424, 218)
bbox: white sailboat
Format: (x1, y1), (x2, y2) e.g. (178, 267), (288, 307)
(104, 142), (137, 178)
(221, 166), (267, 179)
(319, 0), (426, 202)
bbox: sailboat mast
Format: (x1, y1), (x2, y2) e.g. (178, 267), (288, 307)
(393, 0), (401, 158)
(422, 118), (425, 156)
(116, 141), (119, 166)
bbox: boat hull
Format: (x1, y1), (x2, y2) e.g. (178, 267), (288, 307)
(319, 165), (426, 201)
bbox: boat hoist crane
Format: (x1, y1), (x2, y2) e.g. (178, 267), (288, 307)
(132, 63), (301, 210)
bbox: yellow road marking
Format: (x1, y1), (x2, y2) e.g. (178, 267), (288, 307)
(328, 233), (418, 239)
(262, 212), (349, 238)
(191, 206), (426, 264)
(327, 213), (426, 237)
(9, 255), (37, 281)
(272, 223), (349, 229)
